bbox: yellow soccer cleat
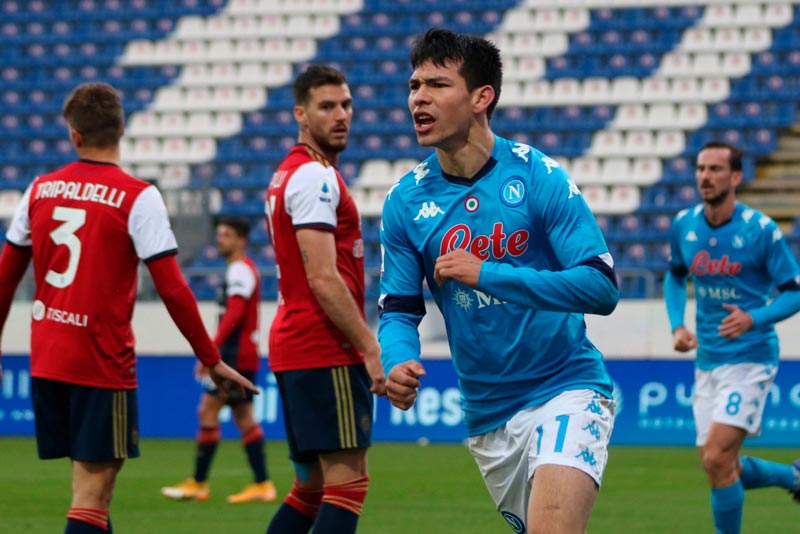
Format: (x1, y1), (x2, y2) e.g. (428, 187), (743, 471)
(226, 480), (278, 504)
(160, 478), (210, 501)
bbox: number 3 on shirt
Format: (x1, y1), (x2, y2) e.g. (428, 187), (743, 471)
(46, 206), (86, 288)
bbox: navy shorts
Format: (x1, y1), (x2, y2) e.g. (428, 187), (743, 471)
(203, 370), (257, 406)
(275, 364), (373, 463)
(31, 377), (140, 461)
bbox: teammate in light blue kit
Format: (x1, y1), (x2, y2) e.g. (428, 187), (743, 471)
(665, 141), (800, 534)
(378, 29), (618, 534)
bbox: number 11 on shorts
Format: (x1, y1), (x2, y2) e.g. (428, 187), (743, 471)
(536, 415), (571, 455)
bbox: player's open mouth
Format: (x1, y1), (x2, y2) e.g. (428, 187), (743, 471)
(414, 112), (435, 132)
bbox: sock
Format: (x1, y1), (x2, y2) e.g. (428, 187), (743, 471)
(711, 481), (744, 534)
(266, 482), (323, 534)
(311, 475), (369, 534)
(242, 425), (268, 483)
(266, 503), (315, 534)
(194, 426), (221, 482)
(65, 508), (108, 533)
(740, 456), (795, 490)
(107, 516), (112, 534)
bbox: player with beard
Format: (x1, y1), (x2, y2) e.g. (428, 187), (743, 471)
(665, 141), (800, 534)
(264, 65), (386, 534)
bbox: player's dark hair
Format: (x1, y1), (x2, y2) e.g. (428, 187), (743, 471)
(410, 28), (503, 120)
(699, 141), (743, 172)
(293, 65), (348, 106)
(216, 217), (251, 239)
(62, 82), (124, 148)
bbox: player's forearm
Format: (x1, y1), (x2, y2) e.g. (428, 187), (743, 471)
(213, 296), (246, 347)
(148, 256), (221, 367)
(0, 243), (32, 352)
(477, 261), (618, 315)
(663, 271), (688, 331)
(308, 274), (377, 355)
(377, 311), (423, 374)
(749, 289), (800, 327)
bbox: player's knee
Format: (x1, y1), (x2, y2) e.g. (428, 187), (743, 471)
(701, 447), (735, 477)
(321, 475), (369, 516)
(285, 479), (324, 519)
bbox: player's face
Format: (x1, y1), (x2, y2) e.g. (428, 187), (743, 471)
(297, 83), (353, 154)
(216, 225), (243, 259)
(696, 147), (742, 206)
(408, 60), (473, 151)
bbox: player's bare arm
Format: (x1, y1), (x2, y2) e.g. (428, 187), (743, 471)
(434, 248), (483, 287)
(672, 325), (699, 352)
(718, 303), (754, 339)
(296, 228), (387, 396)
(386, 360), (426, 410)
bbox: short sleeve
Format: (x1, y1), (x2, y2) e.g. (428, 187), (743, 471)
(128, 185), (179, 261)
(285, 162), (340, 230)
(6, 183), (34, 247)
(225, 261), (257, 299)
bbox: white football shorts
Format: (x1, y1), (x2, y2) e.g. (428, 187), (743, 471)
(693, 362), (777, 447)
(467, 389), (615, 534)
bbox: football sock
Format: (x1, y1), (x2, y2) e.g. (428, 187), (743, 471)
(194, 426), (221, 482)
(266, 481), (323, 534)
(266, 504), (315, 534)
(739, 456), (795, 490)
(311, 475), (369, 534)
(242, 424), (268, 483)
(711, 481), (744, 534)
(65, 508), (109, 533)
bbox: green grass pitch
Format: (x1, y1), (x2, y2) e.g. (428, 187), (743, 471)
(1, 437), (797, 533)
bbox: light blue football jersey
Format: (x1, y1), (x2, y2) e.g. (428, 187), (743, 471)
(378, 135), (617, 436)
(668, 202), (800, 369)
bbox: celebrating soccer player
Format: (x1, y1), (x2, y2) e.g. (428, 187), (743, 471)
(161, 217), (276, 504)
(378, 29), (619, 534)
(264, 65), (386, 534)
(664, 141), (800, 534)
(0, 82), (257, 534)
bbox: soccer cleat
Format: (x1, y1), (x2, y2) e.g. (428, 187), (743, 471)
(226, 480), (278, 504)
(160, 478), (210, 501)
(790, 460), (800, 502)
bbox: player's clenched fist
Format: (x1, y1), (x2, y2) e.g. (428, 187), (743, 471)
(386, 360), (427, 410)
(434, 248), (483, 287)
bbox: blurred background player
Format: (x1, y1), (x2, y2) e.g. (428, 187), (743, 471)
(378, 29), (618, 534)
(664, 141), (800, 534)
(0, 82), (257, 534)
(161, 217), (276, 504)
(264, 64), (386, 534)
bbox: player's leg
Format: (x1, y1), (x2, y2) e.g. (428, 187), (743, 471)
(311, 364), (374, 534)
(267, 369), (325, 533)
(161, 392), (223, 500)
(267, 460), (324, 534)
(66, 459), (123, 533)
(314, 448), (370, 534)
(58, 383), (138, 533)
(527, 391), (613, 534)
(528, 465), (597, 534)
(469, 390), (614, 534)
(227, 400), (277, 503)
(700, 423), (747, 534)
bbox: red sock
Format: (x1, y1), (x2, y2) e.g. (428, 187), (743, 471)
(321, 475), (369, 516)
(66, 507), (108, 530)
(285, 481), (324, 519)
